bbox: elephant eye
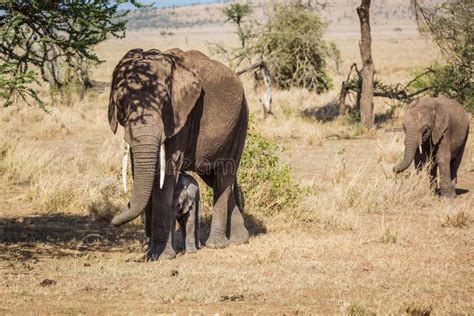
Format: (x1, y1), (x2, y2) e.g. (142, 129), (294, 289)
(422, 127), (429, 137)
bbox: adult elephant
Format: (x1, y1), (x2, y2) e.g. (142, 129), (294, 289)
(108, 48), (249, 260)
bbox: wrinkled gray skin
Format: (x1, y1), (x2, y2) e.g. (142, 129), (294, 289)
(174, 172), (201, 253)
(141, 172), (201, 253)
(393, 96), (469, 197)
(108, 48), (249, 260)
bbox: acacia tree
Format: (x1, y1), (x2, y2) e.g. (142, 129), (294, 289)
(208, 3), (254, 70)
(0, 0), (145, 107)
(413, 0), (473, 113)
(256, 5), (340, 93)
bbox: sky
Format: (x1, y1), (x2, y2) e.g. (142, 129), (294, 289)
(118, 0), (222, 10)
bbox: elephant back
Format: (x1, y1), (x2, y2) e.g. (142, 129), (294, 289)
(181, 50), (246, 157)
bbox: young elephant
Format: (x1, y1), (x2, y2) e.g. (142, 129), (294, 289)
(139, 172), (201, 253)
(393, 96), (469, 197)
(173, 172), (201, 253)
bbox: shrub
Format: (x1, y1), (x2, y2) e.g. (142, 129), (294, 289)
(255, 5), (340, 93)
(412, 64), (474, 113)
(237, 118), (302, 214)
(186, 118), (302, 216)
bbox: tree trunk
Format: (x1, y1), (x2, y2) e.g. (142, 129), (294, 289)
(357, 0), (375, 129)
(261, 61), (273, 119)
(338, 81), (349, 115)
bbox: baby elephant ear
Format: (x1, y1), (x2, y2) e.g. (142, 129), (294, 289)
(163, 57), (202, 139)
(432, 105), (449, 144)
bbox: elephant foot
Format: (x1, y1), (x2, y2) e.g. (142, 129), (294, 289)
(229, 224), (249, 244)
(440, 190), (456, 199)
(229, 208), (249, 244)
(205, 234), (230, 249)
(145, 241), (176, 261)
(185, 244), (198, 253)
(440, 184), (456, 198)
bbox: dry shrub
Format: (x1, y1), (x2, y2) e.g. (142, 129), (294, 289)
(88, 177), (128, 222)
(0, 102), (125, 216)
(405, 302), (433, 316)
(298, 162), (436, 231)
(331, 167), (433, 214)
(1, 106), (72, 139)
(342, 302), (375, 316)
(441, 211), (469, 228)
(377, 133), (404, 164)
(380, 228), (397, 243)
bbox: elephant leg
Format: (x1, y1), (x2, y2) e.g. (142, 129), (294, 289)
(450, 142), (465, 187)
(437, 152), (455, 198)
(185, 205), (198, 253)
(206, 176), (231, 249)
(229, 179), (249, 244)
(146, 167), (178, 261)
(177, 215), (187, 252)
(140, 198), (152, 253)
(195, 199), (201, 249)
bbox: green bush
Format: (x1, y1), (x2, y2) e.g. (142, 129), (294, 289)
(237, 118), (302, 214)
(199, 118), (302, 215)
(411, 64), (474, 113)
(255, 5), (340, 93)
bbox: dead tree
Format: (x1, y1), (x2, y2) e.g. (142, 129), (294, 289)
(237, 60), (274, 119)
(337, 65), (433, 116)
(357, 0), (375, 128)
(338, 63), (360, 115)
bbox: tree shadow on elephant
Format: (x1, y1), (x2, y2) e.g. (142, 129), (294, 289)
(0, 213), (144, 263)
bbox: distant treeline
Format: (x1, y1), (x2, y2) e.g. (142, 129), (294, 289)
(125, 1), (232, 30)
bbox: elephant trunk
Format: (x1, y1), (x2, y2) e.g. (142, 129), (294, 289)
(393, 134), (418, 173)
(111, 136), (162, 226)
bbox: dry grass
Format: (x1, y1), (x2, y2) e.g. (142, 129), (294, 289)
(1, 19), (473, 314)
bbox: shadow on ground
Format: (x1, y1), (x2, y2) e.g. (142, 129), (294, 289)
(0, 211), (267, 262)
(375, 107), (396, 124)
(301, 101), (398, 125)
(433, 188), (470, 197)
(0, 213), (144, 262)
(300, 101), (340, 122)
(455, 188), (469, 196)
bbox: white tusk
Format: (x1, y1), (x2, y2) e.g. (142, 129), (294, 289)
(121, 143), (130, 193)
(419, 145), (422, 153)
(159, 143), (166, 189)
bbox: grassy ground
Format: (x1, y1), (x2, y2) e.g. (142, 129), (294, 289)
(0, 21), (473, 314)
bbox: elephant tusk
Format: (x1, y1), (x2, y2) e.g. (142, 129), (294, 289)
(159, 142), (166, 189)
(121, 143), (130, 193)
(419, 145), (422, 153)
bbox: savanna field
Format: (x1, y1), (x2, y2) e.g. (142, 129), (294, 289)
(1, 2), (473, 314)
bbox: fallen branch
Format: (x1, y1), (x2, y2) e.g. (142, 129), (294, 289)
(237, 60), (274, 119)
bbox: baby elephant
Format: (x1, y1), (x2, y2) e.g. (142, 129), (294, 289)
(173, 172), (201, 253)
(393, 96), (469, 197)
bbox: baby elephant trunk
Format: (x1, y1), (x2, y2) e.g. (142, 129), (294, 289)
(393, 135), (418, 173)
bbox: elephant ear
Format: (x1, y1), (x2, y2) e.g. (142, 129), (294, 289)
(108, 49), (144, 134)
(162, 55), (202, 138)
(432, 104), (449, 144)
